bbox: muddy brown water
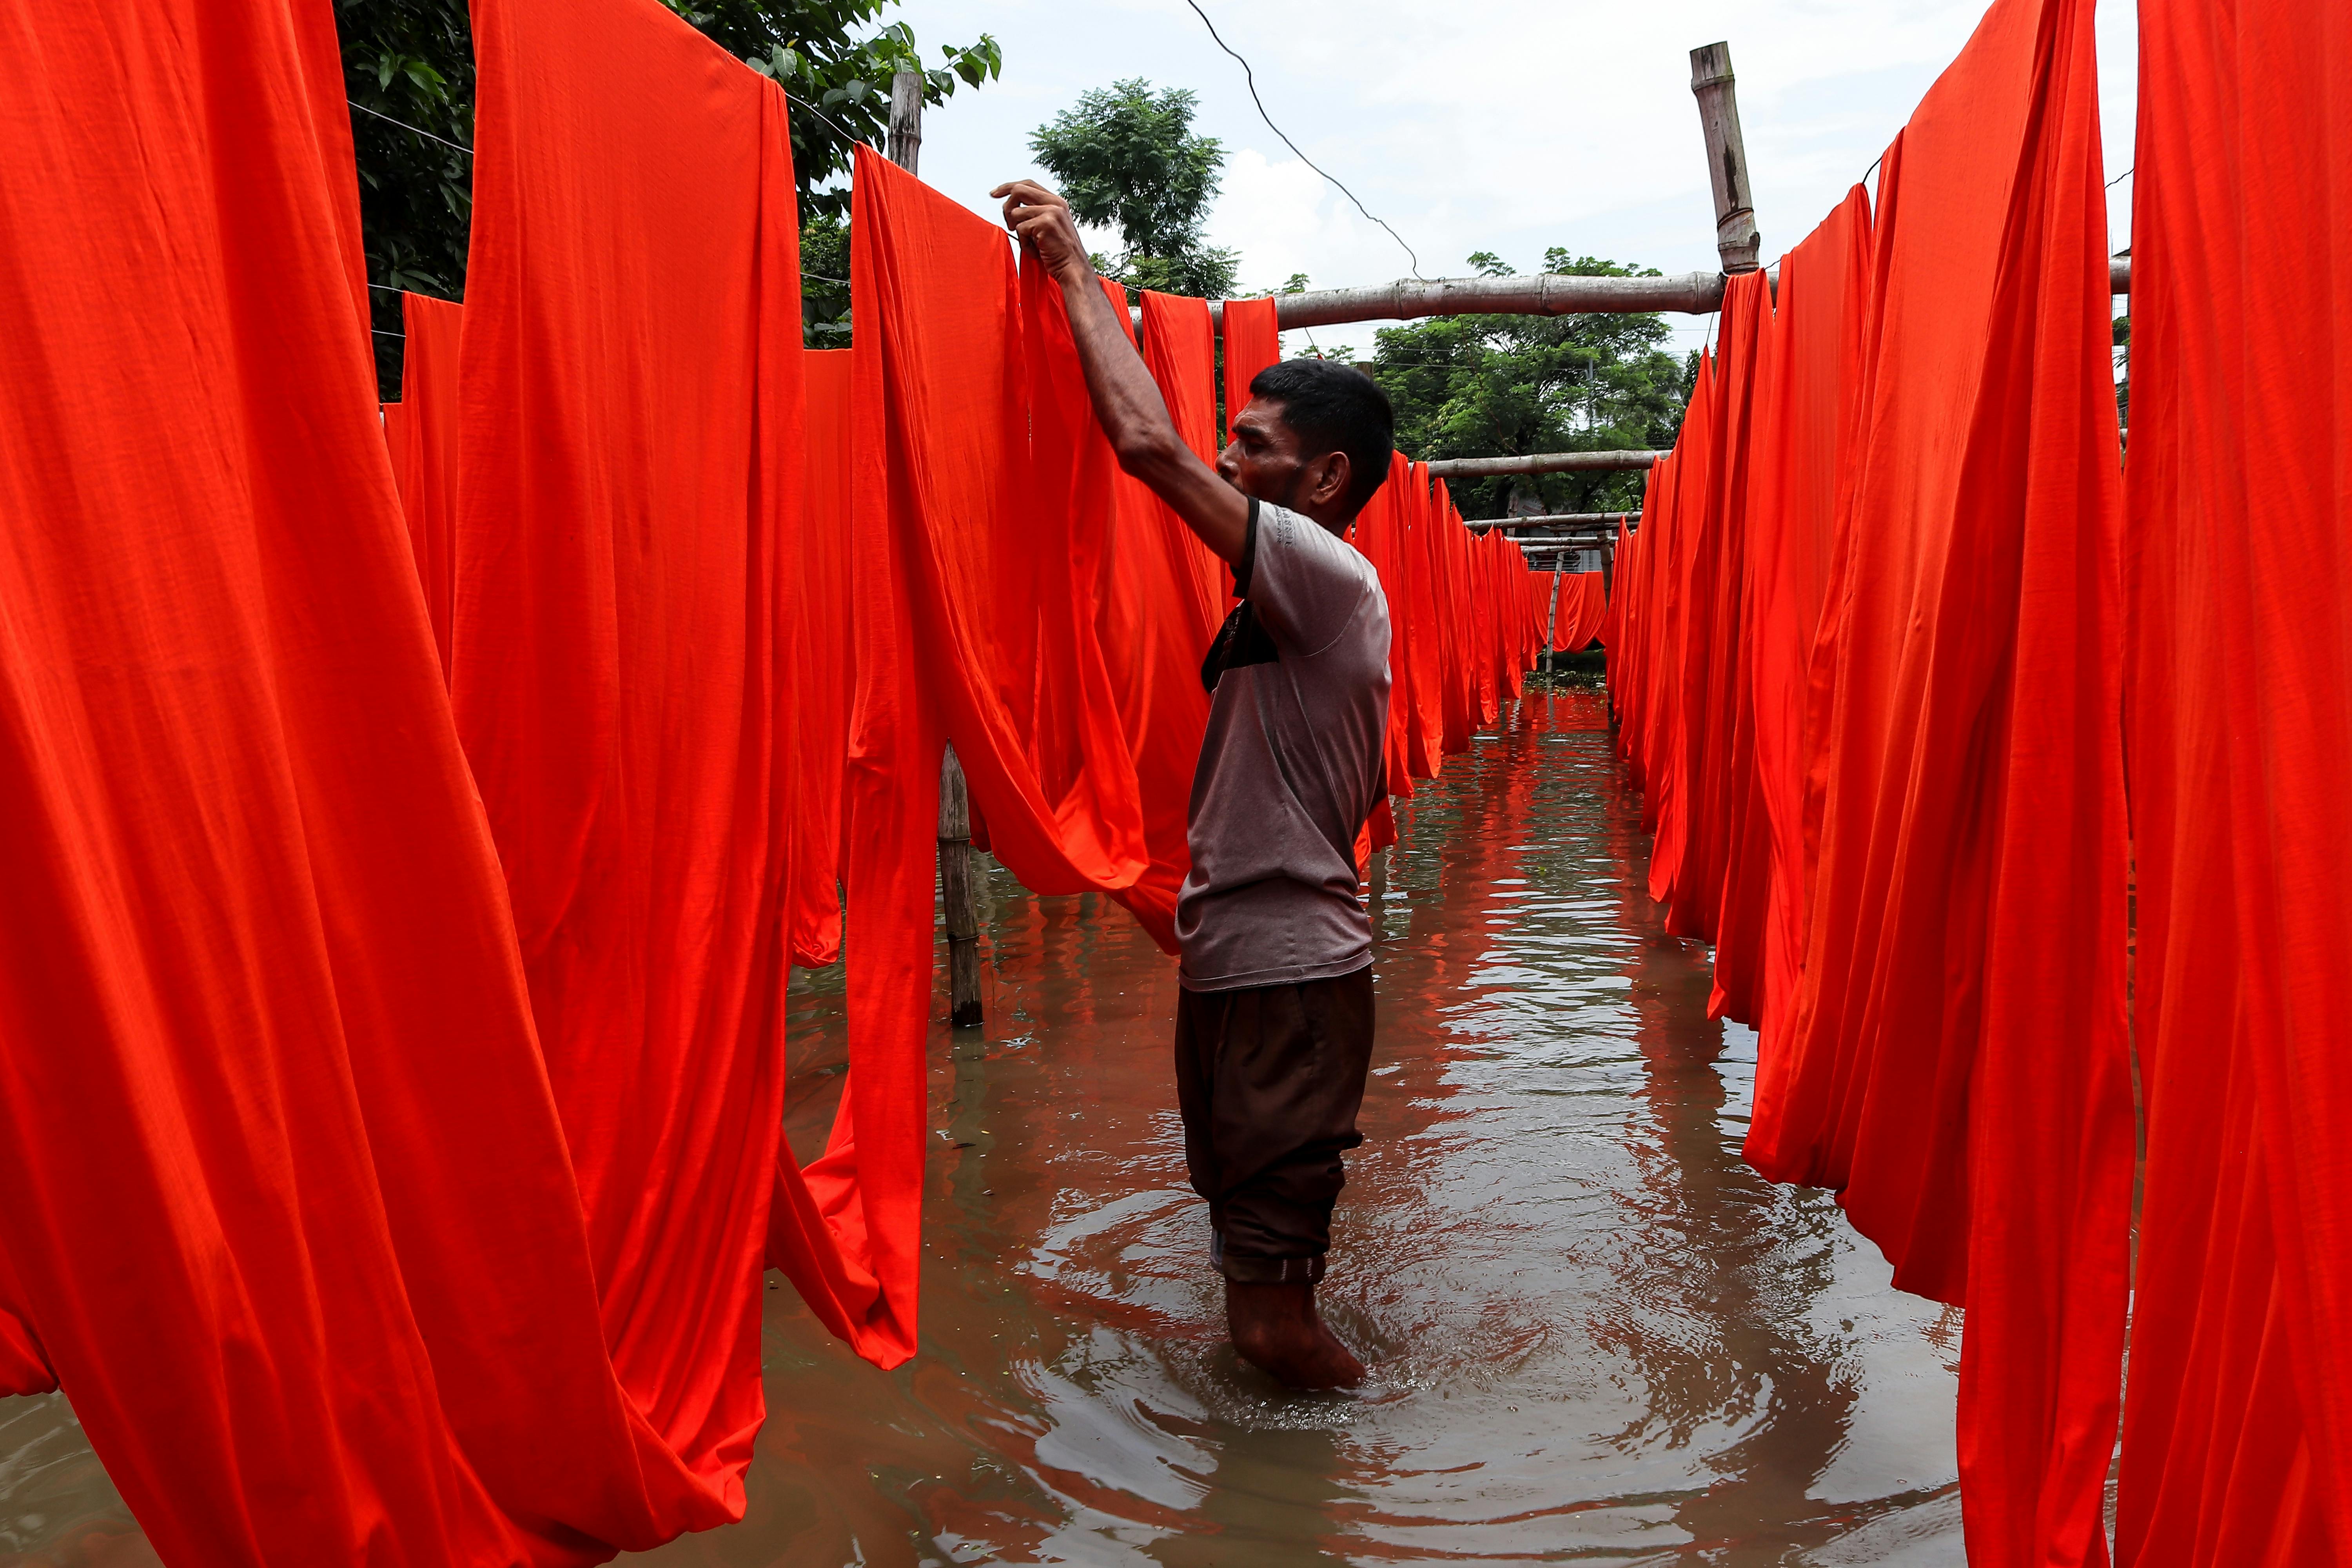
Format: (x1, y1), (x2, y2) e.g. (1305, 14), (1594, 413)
(1, 688), (1964, 1567)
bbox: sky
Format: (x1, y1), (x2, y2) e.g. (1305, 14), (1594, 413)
(876, 0), (2140, 357)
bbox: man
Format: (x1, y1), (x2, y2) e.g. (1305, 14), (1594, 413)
(992, 179), (1394, 1390)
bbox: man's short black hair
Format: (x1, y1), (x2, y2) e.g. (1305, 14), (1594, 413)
(1248, 359), (1394, 515)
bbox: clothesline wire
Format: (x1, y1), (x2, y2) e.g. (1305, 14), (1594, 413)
(349, 100), (472, 154)
(787, 93), (866, 151)
(1178, 0), (1427, 283)
(2107, 165), (2134, 188)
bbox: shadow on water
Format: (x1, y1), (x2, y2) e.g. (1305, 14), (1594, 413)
(1, 690), (1964, 1567)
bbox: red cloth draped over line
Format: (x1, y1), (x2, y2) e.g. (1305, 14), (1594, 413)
(1350, 452), (1418, 810)
(1608, 1), (2129, 1557)
(1220, 296), (1280, 439)
(1069, 287), (1225, 951)
(1550, 571), (1607, 652)
(2118, 0), (2352, 1558)
(1683, 273), (1772, 1014)
(0, 0), (749, 1558)
(1732, 189), (1870, 1054)
(816, 147), (1150, 1366)
(384, 291), (464, 677)
(1395, 463), (1450, 780)
(787, 349), (853, 967)
(455, 0), (805, 1508)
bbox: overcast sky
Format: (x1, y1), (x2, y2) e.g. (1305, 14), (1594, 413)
(887, 0), (2138, 356)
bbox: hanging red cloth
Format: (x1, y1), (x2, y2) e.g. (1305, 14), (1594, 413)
(1732, 189), (1871, 1060)
(786, 349), (853, 967)
(1688, 272), (1773, 1013)
(1220, 295), (1280, 438)
(456, 0), (806, 1499)
(2118, 0), (2352, 1558)
(1398, 463), (1449, 780)
(0, 0), (737, 1558)
(1764, 0), (2131, 1558)
(1352, 451), (1417, 805)
(1071, 287), (1225, 950)
(385, 291), (463, 677)
(812, 147), (1151, 1367)
(1551, 572), (1607, 652)
(1641, 351), (1714, 913)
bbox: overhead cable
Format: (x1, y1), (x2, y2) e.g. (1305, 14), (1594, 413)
(1178, 0), (1427, 282)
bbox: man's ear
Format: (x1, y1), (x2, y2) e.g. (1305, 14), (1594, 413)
(1310, 451), (1352, 510)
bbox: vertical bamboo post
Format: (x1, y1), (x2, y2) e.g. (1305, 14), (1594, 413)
(886, 70), (984, 1028)
(1544, 568), (1560, 659)
(887, 69), (923, 174)
(938, 748), (983, 1027)
(1689, 43), (1761, 275)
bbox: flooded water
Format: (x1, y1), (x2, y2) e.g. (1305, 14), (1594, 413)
(2, 687), (1965, 1567)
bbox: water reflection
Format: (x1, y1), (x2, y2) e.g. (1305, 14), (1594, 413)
(1, 688), (1964, 1567)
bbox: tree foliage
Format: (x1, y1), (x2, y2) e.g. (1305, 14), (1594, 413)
(1326, 251), (1694, 518)
(1029, 80), (1240, 302)
(337, 0), (1001, 395)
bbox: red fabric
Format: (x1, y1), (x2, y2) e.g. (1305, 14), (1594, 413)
(0, 0), (735, 1558)
(1350, 453), (1417, 801)
(1082, 287), (1225, 950)
(1550, 572), (1607, 652)
(817, 148), (1150, 1367)
(2118, 0), (2352, 1557)
(1608, 2), (2130, 1557)
(1220, 296), (1280, 439)
(1734, 189), (1871, 1058)
(1397, 464), (1449, 779)
(386, 291), (464, 677)
(1689, 274), (1771, 1014)
(1772, 0), (2129, 1555)
(456, 0), (803, 1505)
(788, 349), (852, 966)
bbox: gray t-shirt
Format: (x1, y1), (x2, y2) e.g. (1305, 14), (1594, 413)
(1176, 499), (1392, 991)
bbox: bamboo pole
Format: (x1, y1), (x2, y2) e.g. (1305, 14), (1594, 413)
(1690, 43), (1761, 274)
(887, 70), (923, 174)
(1181, 254), (2130, 335)
(1425, 451), (1661, 478)
(1211, 270), (1730, 329)
(1468, 512), (1638, 532)
(888, 70), (984, 1029)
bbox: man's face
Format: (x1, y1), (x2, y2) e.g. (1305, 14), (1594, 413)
(1218, 397), (1325, 515)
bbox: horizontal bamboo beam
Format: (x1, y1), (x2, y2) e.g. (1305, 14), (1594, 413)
(1427, 451), (1662, 478)
(1468, 512), (1637, 532)
(1213, 271), (1731, 328)
(1160, 259), (2132, 336)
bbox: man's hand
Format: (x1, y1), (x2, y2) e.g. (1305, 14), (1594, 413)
(991, 180), (1090, 282)
(986, 178), (1250, 565)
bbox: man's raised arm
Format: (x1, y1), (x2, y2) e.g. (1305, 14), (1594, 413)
(991, 180), (1251, 566)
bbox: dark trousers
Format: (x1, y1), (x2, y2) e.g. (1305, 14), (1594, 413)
(1172, 967), (1376, 1284)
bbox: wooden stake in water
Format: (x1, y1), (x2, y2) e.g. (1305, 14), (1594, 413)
(887, 69), (985, 1027)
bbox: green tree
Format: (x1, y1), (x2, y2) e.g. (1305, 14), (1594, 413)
(338, 0), (1001, 394)
(1338, 250), (1693, 518)
(1029, 80), (1240, 302)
